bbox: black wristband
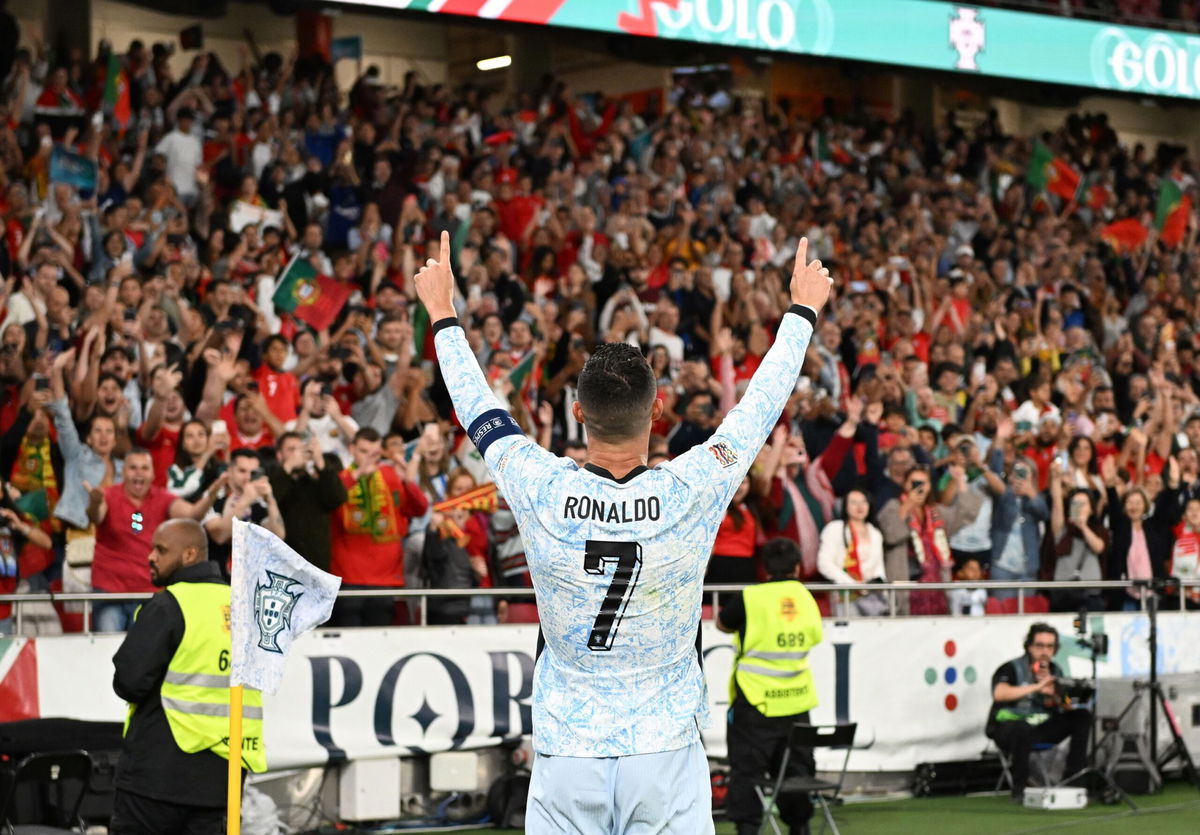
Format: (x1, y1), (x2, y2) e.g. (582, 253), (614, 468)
(787, 304), (818, 327)
(432, 316), (460, 334)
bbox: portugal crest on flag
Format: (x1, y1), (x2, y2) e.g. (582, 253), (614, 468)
(292, 279), (319, 307)
(254, 570), (303, 654)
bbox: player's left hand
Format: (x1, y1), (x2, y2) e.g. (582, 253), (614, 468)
(414, 230), (457, 322)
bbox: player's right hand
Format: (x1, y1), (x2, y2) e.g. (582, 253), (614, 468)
(790, 236), (833, 312)
(414, 230), (457, 322)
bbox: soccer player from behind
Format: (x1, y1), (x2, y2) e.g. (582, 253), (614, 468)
(415, 232), (832, 834)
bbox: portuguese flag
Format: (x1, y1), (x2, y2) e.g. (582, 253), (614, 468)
(272, 255), (352, 332)
(102, 51), (131, 134)
(1100, 218), (1148, 254)
(1027, 141), (1080, 201)
(1075, 173), (1110, 212)
(1155, 180), (1191, 249)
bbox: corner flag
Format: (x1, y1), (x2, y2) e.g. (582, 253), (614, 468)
(230, 519), (340, 694)
(227, 520), (339, 835)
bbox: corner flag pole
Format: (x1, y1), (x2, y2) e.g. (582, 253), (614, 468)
(228, 686), (244, 835)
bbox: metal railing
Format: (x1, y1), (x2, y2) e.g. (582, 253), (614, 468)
(2, 579), (1197, 635)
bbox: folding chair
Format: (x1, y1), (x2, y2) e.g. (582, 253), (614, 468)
(756, 723), (856, 835)
(994, 742), (1056, 793)
(0, 750), (92, 834)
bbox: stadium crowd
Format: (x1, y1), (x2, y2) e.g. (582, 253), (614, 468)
(1, 32), (1199, 634)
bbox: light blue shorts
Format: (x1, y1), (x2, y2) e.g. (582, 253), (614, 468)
(526, 740), (713, 835)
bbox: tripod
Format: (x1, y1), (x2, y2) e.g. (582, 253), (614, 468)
(1144, 589), (1200, 791)
(1058, 615), (1138, 809)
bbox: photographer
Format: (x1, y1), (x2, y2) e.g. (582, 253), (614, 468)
(987, 623), (1091, 802)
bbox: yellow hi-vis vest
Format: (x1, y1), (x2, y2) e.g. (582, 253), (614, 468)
(125, 581), (267, 773)
(730, 580), (823, 718)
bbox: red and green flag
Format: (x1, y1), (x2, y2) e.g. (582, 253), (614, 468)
(1155, 180), (1191, 248)
(507, 349), (541, 415)
(102, 51), (131, 134)
(1075, 173), (1110, 212)
(1026, 141), (1080, 201)
(1100, 218), (1149, 254)
(811, 129), (851, 166)
(272, 255), (352, 332)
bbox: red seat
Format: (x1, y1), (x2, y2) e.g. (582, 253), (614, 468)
(985, 596), (1018, 615)
(1024, 594), (1050, 613)
(816, 593), (833, 617)
(505, 602), (540, 623)
(701, 604), (714, 621)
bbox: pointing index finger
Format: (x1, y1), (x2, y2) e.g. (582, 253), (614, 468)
(440, 229), (451, 268)
(794, 236), (808, 274)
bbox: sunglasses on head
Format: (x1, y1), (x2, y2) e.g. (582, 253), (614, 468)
(908, 480), (926, 490)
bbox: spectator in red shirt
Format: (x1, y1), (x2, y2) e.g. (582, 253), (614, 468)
(84, 449), (223, 632)
(228, 393), (282, 453)
(253, 335), (301, 423)
(137, 364), (186, 486)
(707, 477), (759, 596)
(330, 428), (428, 627)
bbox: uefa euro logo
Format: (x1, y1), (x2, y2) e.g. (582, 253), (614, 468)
(949, 7), (985, 71)
(254, 570), (303, 654)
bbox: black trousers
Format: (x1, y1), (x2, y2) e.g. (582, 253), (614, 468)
(109, 789), (224, 835)
(331, 584), (394, 626)
(726, 698), (814, 834)
(989, 709), (1092, 794)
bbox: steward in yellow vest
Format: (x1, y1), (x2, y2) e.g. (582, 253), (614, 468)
(111, 518), (264, 835)
(717, 538), (823, 835)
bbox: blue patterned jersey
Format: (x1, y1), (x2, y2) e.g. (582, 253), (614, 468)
(433, 308), (816, 757)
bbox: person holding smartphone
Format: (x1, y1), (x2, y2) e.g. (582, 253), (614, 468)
(988, 422), (1050, 601)
(878, 464), (983, 615)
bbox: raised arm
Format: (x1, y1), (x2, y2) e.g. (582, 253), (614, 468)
(670, 238), (831, 497)
(417, 232), (554, 505)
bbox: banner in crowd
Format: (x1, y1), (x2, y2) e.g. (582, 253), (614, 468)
(6, 611), (1198, 770)
(331, 0), (1200, 102)
(49, 146), (98, 193)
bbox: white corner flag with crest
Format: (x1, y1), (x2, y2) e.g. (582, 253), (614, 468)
(230, 519), (340, 695)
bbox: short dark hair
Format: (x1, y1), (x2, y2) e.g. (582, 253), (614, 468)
(230, 448), (260, 465)
(263, 334), (288, 353)
(354, 427), (382, 444)
(576, 343), (656, 442)
(761, 538), (802, 580)
(276, 431), (302, 450)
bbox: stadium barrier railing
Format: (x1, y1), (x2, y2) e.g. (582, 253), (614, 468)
(2, 580), (1197, 634)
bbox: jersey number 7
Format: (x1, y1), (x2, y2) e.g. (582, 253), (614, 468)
(583, 539), (642, 652)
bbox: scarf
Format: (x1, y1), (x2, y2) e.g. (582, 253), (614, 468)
(843, 523), (864, 582)
(341, 468), (400, 543)
(11, 436), (60, 530)
(909, 506), (952, 582)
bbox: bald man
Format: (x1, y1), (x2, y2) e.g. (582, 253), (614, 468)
(110, 518), (265, 834)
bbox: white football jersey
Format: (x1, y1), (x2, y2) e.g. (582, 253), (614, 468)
(434, 308), (815, 757)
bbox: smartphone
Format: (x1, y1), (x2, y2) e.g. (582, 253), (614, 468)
(123, 308), (137, 322)
(34, 376), (50, 391)
(250, 468), (265, 481)
(211, 419), (228, 436)
(246, 380), (259, 392)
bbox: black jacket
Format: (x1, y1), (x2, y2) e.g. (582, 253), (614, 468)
(112, 561), (229, 807)
(268, 454), (348, 572)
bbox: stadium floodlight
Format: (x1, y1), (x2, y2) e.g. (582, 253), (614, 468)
(476, 55), (512, 71)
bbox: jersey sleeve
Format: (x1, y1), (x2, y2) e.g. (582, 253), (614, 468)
(666, 306), (816, 508)
(433, 319), (555, 513)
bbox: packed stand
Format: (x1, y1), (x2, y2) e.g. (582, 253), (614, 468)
(1, 36), (1199, 634)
